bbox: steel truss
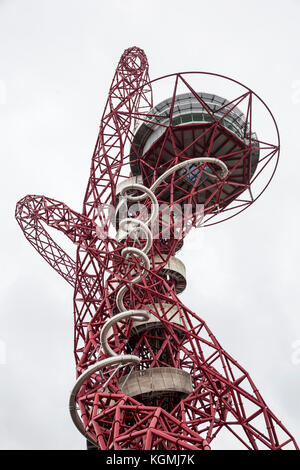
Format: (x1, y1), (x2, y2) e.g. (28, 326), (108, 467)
(16, 47), (298, 450)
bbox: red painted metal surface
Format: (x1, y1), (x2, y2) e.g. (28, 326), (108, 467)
(15, 47), (298, 450)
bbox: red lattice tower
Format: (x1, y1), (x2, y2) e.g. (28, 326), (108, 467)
(16, 47), (298, 450)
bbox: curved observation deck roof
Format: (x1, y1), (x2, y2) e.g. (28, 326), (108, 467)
(129, 92), (260, 210)
(131, 92), (258, 169)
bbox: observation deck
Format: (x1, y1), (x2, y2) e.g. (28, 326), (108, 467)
(129, 92), (259, 209)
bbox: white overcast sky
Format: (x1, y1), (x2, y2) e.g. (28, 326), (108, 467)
(0, 0), (300, 450)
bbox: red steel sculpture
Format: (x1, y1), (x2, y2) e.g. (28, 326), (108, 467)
(16, 47), (298, 450)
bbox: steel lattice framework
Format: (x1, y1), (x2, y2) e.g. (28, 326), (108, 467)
(16, 47), (298, 450)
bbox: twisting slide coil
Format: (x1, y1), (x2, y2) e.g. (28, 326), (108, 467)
(69, 157), (228, 446)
